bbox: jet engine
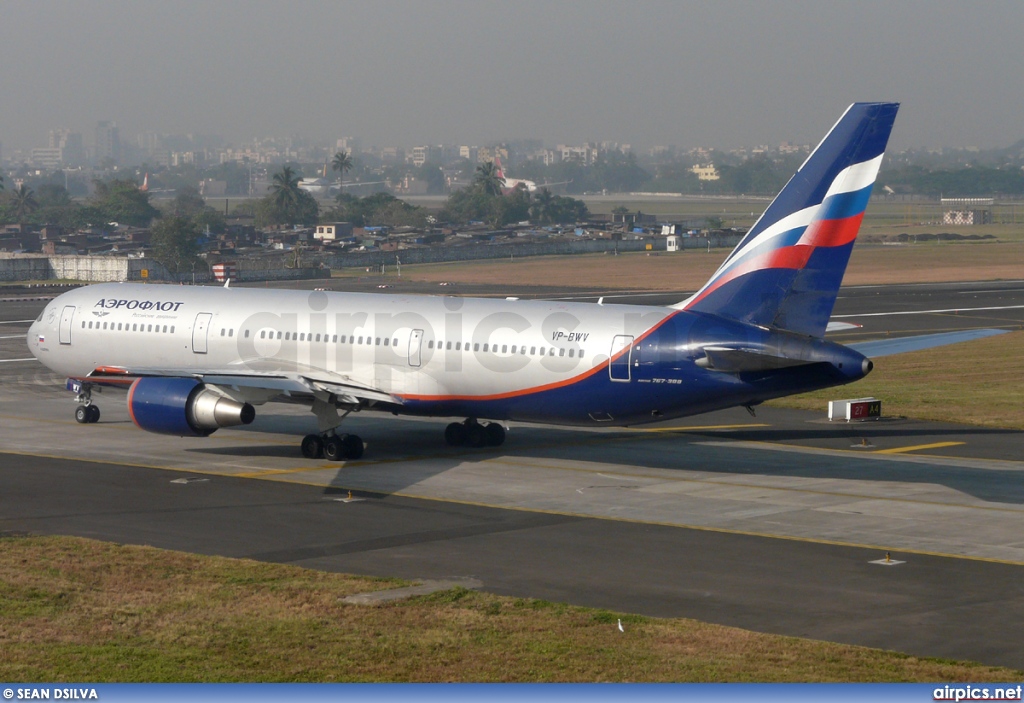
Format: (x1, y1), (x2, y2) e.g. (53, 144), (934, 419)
(127, 377), (255, 437)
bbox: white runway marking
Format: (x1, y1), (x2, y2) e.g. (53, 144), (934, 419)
(0, 320), (35, 325)
(832, 304), (1024, 318)
(0, 335), (28, 339)
(0, 358), (38, 363)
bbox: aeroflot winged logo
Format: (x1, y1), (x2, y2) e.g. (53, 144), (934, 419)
(94, 298), (185, 312)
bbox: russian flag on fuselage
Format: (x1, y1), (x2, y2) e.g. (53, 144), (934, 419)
(678, 103), (899, 339)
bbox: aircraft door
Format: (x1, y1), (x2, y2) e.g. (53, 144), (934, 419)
(58, 306), (76, 345)
(408, 329), (423, 367)
(192, 312), (213, 354)
(609, 335), (634, 382)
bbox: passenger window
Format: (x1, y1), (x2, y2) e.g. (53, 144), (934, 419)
(520, 346), (526, 355)
(103, 322), (108, 330)
(446, 341), (451, 350)
(559, 348), (565, 357)
(579, 350), (584, 359)
(375, 337), (381, 345)
(502, 345), (507, 353)
(428, 340), (434, 349)
(316, 334), (321, 342)
(384, 338), (390, 346)
(393, 338), (398, 347)
(474, 343), (480, 352)
(483, 343), (489, 352)
(359, 336), (364, 344)
(531, 347), (536, 355)
(171, 326), (176, 334)
(220, 329), (225, 336)
(117, 323), (122, 331)
(455, 342), (461, 351)
(244, 330), (249, 338)
(341, 335), (347, 343)
(147, 325), (153, 332)
(568, 349), (575, 358)
(228, 329), (233, 337)
(132, 324), (137, 331)
(163, 326), (168, 333)
(332, 335), (338, 343)
(260, 330), (267, 339)
(276, 331), (282, 340)
(511, 345), (516, 353)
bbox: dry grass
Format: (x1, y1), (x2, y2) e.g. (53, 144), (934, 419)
(375, 242), (1024, 293)
(771, 331), (1024, 429)
(1, 535), (1019, 682)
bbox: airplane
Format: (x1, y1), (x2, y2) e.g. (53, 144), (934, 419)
(25, 103), (1008, 461)
(298, 164), (385, 196)
(494, 157), (570, 194)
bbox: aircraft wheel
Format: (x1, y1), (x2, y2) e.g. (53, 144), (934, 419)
(444, 422), (466, 446)
(75, 406), (89, 424)
(484, 422), (505, 447)
(301, 434), (324, 459)
(465, 422), (487, 448)
(87, 405), (100, 423)
(341, 434), (364, 460)
(323, 436), (345, 462)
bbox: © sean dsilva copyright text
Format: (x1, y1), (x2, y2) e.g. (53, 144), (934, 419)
(934, 686), (1024, 701)
(4, 690), (97, 700)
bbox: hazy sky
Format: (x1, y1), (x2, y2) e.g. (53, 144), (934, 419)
(3, 0), (1024, 153)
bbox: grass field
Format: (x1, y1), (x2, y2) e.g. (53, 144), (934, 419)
(582, 197), (1024, 242)
(359, 241), (1024, 292)
(770, 330), (1024, 429)
(1, 535), (1019, 683)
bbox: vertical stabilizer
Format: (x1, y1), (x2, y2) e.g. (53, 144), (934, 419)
(676, 102), (899, 338)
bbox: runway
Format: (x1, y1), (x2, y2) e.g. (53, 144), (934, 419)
(2, 280), (1024, 668)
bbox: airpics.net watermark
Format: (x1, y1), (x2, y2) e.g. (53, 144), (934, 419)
(933, 685), (1023, 701)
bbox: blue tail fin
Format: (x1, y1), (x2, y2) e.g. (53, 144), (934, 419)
(677, 102), (899, 338)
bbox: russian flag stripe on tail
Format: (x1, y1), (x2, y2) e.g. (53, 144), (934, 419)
(676, 103), (899, 338)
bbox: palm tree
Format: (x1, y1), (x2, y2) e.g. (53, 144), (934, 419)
(474, 161), (504, 197)
(270, 165), (301, 213)
(531, 187), (555, 224)
(331, 150), (353, 193)
(11, 184), (39, 224)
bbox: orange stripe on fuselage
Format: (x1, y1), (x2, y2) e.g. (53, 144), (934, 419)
(397, 310), (681, 403)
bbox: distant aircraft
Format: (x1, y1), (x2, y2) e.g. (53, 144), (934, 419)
(494, 157), (570, 194)
(26, 102), (1007, 461)
(138, 173), (175, 197)
(298, 164), (384, 196)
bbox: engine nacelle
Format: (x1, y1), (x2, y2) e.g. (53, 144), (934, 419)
(127, 377), (255, 437)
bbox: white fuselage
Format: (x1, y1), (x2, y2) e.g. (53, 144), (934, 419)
(28, 283), (671, 402)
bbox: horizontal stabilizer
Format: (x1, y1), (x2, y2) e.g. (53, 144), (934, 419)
(696, 346), (818, 374)
(849, 329), (1009, 358)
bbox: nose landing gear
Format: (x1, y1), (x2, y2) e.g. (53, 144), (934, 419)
(72, 382), (100, 423)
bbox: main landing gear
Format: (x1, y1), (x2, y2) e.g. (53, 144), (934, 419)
(444, 419), (506, 448)
(301, 432), (364, 461)
(73, 383), (100, 424)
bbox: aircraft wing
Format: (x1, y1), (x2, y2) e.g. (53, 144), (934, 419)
(84, 364), (400, 406)
(847, 329), (1010, 358)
